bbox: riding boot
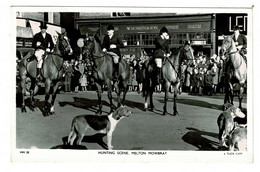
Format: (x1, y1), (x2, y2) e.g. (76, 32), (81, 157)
(36, 68), (42, 83)
(157, 67), (162, 84)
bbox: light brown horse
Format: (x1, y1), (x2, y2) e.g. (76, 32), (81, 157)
(18, 32), (73, 115)
(83, 37), (130, 115)
(219, 35), (247, 109)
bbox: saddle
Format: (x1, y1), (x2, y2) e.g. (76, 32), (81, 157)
(27, 52), (48, 62)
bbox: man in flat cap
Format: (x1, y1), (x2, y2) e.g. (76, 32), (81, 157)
(27, 21), (54, 83)
(101, 25), (124, 81)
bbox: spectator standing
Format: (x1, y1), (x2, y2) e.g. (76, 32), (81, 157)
(189, 67), (198, 95)
(64, 60), (74, 92)
(80, 73), (88, 92)
(132, 69), (138, 91)
(73, 60), (81, 93)
(204, 70), (213, 96)
(211, 62), (219, 94)
(197, 68), (205, 96)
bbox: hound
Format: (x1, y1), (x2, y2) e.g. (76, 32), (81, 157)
(67, 106), (132, 150)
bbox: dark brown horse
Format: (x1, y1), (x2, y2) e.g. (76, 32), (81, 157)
(219, 35), (247, 109)
(142, 42), (195, 116)
(83, 37), (130, 115)
(18, 32), (73, 115)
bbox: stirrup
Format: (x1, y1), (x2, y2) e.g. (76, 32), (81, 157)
(36, 75), (42, 83)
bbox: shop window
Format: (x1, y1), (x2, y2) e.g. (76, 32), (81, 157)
(141, 34), (157, 46)
(123, 34), (140, 46)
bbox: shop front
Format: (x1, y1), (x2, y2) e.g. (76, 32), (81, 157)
(75, 14), (216, 59)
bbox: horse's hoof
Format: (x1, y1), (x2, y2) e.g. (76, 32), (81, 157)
(162, 111), (167, 115)
(21, 107), (27, 113)
(171, 112), (179, 116)
(143, 108), (147, 112)
(50, 111), (55, 115)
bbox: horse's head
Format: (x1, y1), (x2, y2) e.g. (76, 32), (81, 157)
(56, 31), (73, 56)
(182, 41), (195, 66)
(219, 35), (234, 56)
(82, 36), (95, 58)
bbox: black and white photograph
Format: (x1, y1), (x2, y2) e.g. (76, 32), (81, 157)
(5, 1), (258, 167)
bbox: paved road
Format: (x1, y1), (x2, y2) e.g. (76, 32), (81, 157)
(15, 91), (247, 150)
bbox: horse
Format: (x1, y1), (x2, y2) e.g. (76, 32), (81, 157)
(219, 35), (247, 109)
(18, 32), (73, 115)
(83, 36), (130, 115)
(142, 42), (195, 116)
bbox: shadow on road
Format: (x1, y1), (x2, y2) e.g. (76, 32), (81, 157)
(51, 133), (107, 150)
(59, 97), (110, 114)
(157, 97), (223, 111)
(182, 127), (219, 151)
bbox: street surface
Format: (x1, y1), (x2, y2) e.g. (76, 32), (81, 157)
(15, 91), (247, 150)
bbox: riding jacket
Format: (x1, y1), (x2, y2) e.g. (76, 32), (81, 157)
(153, 35), (171, 59)
(32, 32), (54, 51)
(101, 34), (124, 57)
(232, 34), (247, 54)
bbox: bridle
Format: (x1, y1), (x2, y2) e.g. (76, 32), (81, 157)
(221, 37), (243, 70)
(58, 35), (72, 56)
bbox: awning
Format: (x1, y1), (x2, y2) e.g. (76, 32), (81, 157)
(29, 20), (63, 44)
(16, 26), (33, 38)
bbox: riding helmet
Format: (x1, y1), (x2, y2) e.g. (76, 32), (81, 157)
(39, 21), (48, 29)
(160, 27), (168, 34)
(107, 25), (115, 31)
(233, 25), (240, 31)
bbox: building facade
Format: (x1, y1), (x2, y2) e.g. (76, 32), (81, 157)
(74, 13), (216, 58)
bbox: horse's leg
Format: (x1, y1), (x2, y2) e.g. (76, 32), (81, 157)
(229, 83), (234, 105)
(163, 81), (170, 115)
(173, 85), (179, 116)
(49, 81), (60, 115)
(44, 78), (51, 116)
(121, 82), (128, 106)
(96, 83), (103, 115)
(149, 88), (154, 111)
(20, 75), (27, 113)
(238, 85), (244, 109)
(29, 79), (39, 111)
(106, 80), (116, 113)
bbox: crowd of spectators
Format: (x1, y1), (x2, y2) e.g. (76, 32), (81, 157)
(16, 51), (232, 97)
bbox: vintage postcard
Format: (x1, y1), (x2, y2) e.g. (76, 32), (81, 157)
(10, 4), (254, 164)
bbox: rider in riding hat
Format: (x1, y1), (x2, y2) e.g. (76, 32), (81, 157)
(27, 21), (54, 83)
(233, 25), (247, 60)
(153, 27), (171, 84)
(101, 24), (124, 82)
(223, 25), (247, 76)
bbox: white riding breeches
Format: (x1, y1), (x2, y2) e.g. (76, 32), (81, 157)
(155, 58), (162, 68)
(107, 51), (119, 63)
(35, 49), (45, 68)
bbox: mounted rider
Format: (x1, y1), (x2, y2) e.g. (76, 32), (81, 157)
(152, 27), (171, 84)
(27, 21), (54, 83)
(101, 25), (124, 82)
(232, 25), (247, 61)
(223, 25), (247, 76)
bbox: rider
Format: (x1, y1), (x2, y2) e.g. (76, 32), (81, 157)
(223, 25), (247, 76)
(27, 21), (54, 83)
(153, 27), (171, 84)
(101, 24), (124, 81)
(233, 25), (247, 61)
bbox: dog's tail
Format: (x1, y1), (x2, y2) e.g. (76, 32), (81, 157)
(67, 120), (76, 145)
